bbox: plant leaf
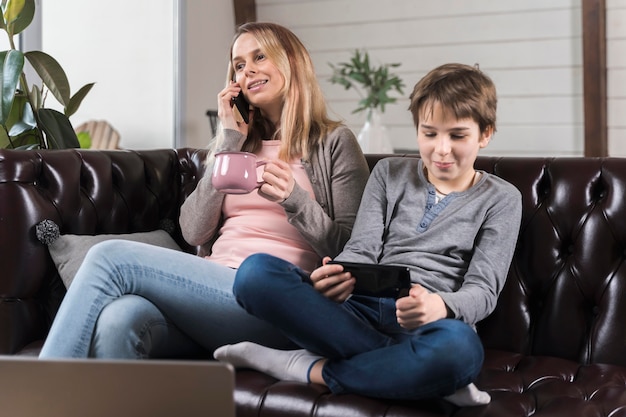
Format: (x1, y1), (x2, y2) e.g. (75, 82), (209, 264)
(328, 49), (404, 114)
(29, 82), (41, 110)
(25, 50), (71, 106)
(64, 82), (94, 117)
(76, 130), (91, 148)
(37, 107), (79, 148)
(5, 91), (43, 148)
(0, 49), (23, 124)
(3, 0), (24, 26)
(8, 98), (35, 135)
(6, 89), (26, 125)
(15, 142), (40, 149)
(0, 125), (9, 147)
(2, 126), (39, 148)
(348, 71), (367, 85)
(8, 0), (32, 35)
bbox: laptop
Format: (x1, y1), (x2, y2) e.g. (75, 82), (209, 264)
(0, 356), (235, 417)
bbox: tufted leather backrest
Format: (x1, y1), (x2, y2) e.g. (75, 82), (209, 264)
(0, 148), (207, 354)
(2, 149), (626, 368)
(471, 156), (626, 367)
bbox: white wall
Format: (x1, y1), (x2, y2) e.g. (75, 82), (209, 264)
(180, 1), (236, 149)
(41, 1), (177, 149)
(258, 0), (584, 157)
(39, 0), (235, 150)
(608, 0), (626, 155)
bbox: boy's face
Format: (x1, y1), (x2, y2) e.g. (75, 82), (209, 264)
(417, 102), (492, 193)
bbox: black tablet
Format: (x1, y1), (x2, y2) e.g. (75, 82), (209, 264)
(328, 261), (411, 299)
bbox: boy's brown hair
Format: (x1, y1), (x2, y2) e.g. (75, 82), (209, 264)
(408, 63), (497, 134)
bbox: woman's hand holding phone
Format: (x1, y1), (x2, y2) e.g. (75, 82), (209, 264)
(232, 92), (250, 124)
(217, 82), (252, 135)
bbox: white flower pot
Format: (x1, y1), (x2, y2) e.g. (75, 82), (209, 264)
(357, 109), (394, 154)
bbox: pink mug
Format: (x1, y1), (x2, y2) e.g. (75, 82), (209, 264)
(212, 151), (266, 194)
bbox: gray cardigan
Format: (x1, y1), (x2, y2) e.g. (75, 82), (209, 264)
(179, 126), (370, 260)
(336, 158), (523, 325)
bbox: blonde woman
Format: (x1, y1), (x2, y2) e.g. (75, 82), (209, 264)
(40, 22), (369, 359)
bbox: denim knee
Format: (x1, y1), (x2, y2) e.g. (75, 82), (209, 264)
(91, 301), (147, 358)
(79, 239), (137, 275)
(428, 319), (484, 385)
(234, 253), (303, 312)
(234, 253), (273, 301)
(90, 294), (170, 358)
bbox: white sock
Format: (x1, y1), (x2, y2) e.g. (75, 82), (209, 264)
(443, 383), (491, 407)
(214, 342), (322, 383)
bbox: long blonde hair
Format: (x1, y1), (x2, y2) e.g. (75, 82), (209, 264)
(210, 22), (341, 162)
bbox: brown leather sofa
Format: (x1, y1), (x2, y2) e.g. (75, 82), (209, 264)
(2, 147), (626, 417)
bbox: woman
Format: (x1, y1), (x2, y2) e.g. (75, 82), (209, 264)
(39, 22), (370, 359)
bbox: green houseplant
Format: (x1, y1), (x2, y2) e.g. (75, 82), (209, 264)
(329, 50), (404, 153)
(0, 0), (94, 149)
(328, 49), (404, 115)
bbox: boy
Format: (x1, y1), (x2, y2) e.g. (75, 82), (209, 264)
(215, 63), (523, 406)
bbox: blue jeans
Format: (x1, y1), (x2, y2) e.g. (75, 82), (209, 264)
(234, 253), (485, 400)
(39, 241), (294, 359)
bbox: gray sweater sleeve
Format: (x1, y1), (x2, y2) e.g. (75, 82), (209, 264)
(436, 180), (522, 324)
(280, 126), (370, 257)
(179, 129), (246, 251)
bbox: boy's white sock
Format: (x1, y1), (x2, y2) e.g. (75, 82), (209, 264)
(443, 382), (491, 407)
(214, 342), (322, 383)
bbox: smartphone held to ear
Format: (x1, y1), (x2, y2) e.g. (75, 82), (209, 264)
(232, 93), (250, 124)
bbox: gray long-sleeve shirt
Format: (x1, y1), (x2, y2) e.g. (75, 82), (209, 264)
(336, 157), (522, 325)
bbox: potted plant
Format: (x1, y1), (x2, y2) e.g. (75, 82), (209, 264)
(329, 49), (404, 153)
(0, 0), (94, 149)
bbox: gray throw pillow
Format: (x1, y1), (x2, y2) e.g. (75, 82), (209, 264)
(35, 220), (182, 288)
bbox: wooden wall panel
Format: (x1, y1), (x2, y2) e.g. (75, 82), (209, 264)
(233, 0), (256, 26)
(582, 0), (607, 156)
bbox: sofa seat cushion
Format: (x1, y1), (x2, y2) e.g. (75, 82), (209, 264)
(234, 369), (453, 417)
(474, 349), (626, 417)
(233, 349), (626, 417)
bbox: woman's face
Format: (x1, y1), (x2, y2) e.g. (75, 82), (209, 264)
(231, 33), (285, 124)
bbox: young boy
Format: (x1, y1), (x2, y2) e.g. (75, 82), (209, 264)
(214, 63), (523, 406)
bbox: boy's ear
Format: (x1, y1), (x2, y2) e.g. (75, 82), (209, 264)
(479, 126), (494, 148)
